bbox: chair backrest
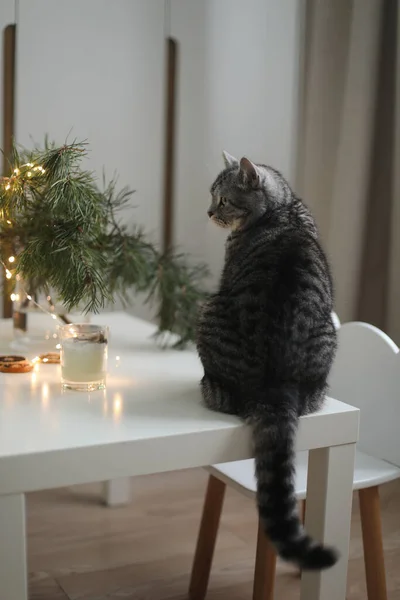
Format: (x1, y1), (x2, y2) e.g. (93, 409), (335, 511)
(328, 321), (400, 467)
(331, 311), (340, 330)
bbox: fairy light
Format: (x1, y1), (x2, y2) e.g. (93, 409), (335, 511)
(2, 161), (46, 194)
(1, 258), (66, 326)
(1, 159), (61, 329)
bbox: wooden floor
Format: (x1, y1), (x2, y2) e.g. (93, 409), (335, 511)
(28, 469), (400, 600)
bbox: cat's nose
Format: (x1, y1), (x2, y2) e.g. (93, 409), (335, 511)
(207, 209), (214, 218)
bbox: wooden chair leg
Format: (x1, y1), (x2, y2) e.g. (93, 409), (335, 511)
(290, 500), (307, 579)
(253, 518), (277, 600)
(189, 474), (226, 600)
(300, 499), (306, 524)
(359, 486), (387, 600)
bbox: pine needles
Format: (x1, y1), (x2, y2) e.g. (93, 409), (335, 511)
(0, 140), (209, 346)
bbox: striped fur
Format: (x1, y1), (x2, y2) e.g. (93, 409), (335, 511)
(196, 155), (338, 570)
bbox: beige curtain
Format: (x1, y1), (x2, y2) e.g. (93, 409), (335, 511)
(298, 0), (400, 341)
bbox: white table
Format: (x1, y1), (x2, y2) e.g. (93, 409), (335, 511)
(0, 312), (359, 600)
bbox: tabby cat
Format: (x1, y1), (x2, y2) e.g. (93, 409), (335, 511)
(196, 152), (338, 570)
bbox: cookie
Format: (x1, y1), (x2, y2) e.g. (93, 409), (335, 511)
(38, 352), (60, 364)
(0, 355), (33, 373)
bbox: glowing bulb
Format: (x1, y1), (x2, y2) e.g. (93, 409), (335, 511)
(40, 168), (45, 173)
(8, 256), (15, 263)
(5, 184), (10, 190)
(5, 270), (12, 279)
(27, 171), (32, 178)
(10, 293), (16, 301)
(6, 220), (11, 225)
(56, 343), (61, 350)
(26, 163), (33, 167)
(42, 358), (48, 363)
(33, 166), (39, 171)
(14, 168), (19, 175)
(26, 294), (32, 301)
(51, 314), (57, 320)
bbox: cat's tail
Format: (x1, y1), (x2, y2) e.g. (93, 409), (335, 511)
(251, 388), (339, 570)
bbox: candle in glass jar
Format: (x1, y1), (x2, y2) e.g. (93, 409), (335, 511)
(59, 324), (108, 391)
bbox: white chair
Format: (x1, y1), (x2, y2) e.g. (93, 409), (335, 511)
(189, 321), (400, 600)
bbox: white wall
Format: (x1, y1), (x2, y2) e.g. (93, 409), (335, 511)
(171, 0), (303, 283)
(12, 0), (303, 314)
(15, 0), (166, 319)
(16, 0), (165, 242)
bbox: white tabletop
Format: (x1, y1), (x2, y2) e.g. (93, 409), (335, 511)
(0, 312), (359, 496)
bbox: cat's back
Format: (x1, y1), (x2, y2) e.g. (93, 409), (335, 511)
(225, 220), (332, 302)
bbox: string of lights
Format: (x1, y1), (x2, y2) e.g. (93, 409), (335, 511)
(0, 256), (60, 323)
(1, 162), (45, 192)
(1, 160), (55, 321)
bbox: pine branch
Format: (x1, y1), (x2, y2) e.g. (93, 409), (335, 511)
(0, 139), (209, 346)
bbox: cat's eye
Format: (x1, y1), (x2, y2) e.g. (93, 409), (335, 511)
(219, 196), (227, 206)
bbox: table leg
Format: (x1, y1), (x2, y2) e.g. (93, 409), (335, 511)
(301, 443), (356, 600)
(102, 478), (132, 506)
(0, 494), (27, 600)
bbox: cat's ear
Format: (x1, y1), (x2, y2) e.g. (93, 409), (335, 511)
(239, 157), (260, 188)
(222, 150), (239, 168)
